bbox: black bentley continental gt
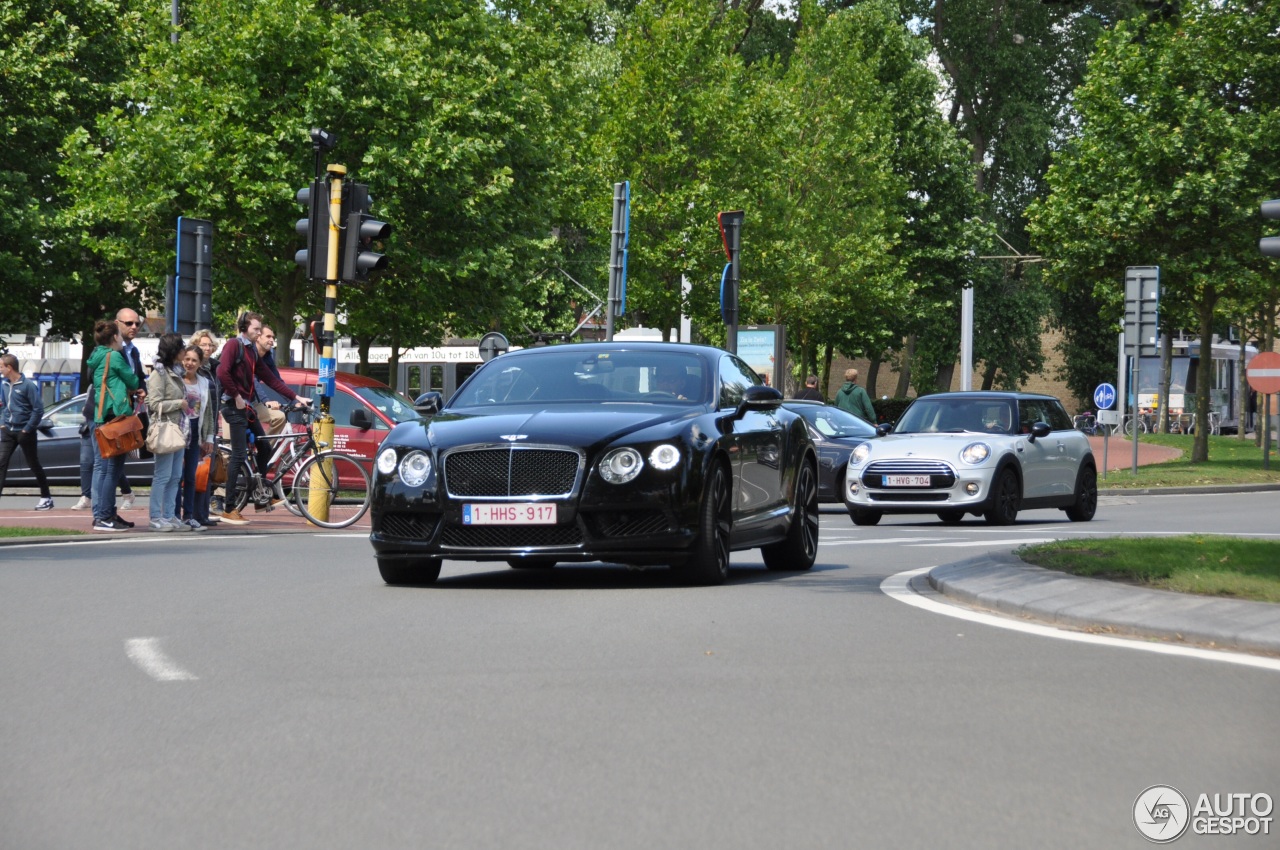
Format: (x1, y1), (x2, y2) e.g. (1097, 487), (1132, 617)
(369, 342), (819, 585)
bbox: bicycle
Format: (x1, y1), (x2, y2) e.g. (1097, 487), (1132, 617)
(1072, 411), (1101, 436)
(216, 404), (372, 529)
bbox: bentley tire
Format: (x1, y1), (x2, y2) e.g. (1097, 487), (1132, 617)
(762, 461), (818, 571)
(377, 556), (443, 585)
(677, 464), (731, 585)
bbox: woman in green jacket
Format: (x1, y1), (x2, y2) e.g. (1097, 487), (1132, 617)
(87, 319), (142, 531)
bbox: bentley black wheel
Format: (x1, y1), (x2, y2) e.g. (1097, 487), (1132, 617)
(677, 464), (731, 585)
(377, 556), (443, 585)
(762, 461), (818, 571)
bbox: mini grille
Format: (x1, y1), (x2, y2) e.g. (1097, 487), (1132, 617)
(445, 448), (581, 498)
(440, 524), (584, 549)
(868, 492), (948, 502)
(587, 510), (670, 538)
(862, 458), (956, 490)
(378, 512), (439, 540)
(865, 460), (954, 476)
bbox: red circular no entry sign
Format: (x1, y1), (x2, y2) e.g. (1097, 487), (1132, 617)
(1247, 351), (1280, 394)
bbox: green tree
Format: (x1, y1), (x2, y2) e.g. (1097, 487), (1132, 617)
(1, 0), (151, 342)
(60, 0), (579, 364)
(1029, 0), (1280, 461)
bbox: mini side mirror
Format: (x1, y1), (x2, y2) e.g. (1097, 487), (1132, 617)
(1028, 421), (1051, 441)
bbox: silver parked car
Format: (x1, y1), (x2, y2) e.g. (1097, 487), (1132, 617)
(843, 391), (1097, 526)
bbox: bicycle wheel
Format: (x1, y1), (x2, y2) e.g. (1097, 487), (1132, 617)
(292, 452), (371, 529)
(224, 456), (257, 512)
(1123, 415), (1147, 437)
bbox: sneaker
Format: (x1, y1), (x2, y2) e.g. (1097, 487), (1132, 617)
(169, 518), (192, 532)
(186, 518), (207, 532)
(219, 510), (249, 526)
(34, 497), (54, 511)
(72, 496), (92, 510)
(93, 519), (119, 532)
(113, 513), (135, 528)
(149, 519), (174, 532)
(204, 515), (220, 525)
(119, 493), (136, 510)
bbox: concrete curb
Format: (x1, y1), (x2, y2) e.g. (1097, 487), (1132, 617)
(928, 554), (1280, 656)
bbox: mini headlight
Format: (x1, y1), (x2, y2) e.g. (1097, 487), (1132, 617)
(648, 444), (681, 471)
(850, 444), (872, 466)
(960, 442), (990, 464)
(399, 450), (433, 487)
(376, 447), (399, 476)
(600, 447), (643, 484)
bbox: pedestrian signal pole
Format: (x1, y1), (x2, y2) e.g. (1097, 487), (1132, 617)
(308, 163), (347, 523)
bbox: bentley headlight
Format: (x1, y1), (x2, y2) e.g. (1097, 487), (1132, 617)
(850, 443), (872, 467)
(399, 450), (433, 487)
(960, 442), (990, 464)
(648, 444), (681, 471)
(376, 447), (399, 477)
(600, 447), (643, 484)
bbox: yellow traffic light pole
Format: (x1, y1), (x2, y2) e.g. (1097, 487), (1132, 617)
(308, 163), (346, 524)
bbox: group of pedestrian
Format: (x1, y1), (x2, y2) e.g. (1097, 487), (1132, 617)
(788, 368), (877, 424)
(0, 306), (310, 533)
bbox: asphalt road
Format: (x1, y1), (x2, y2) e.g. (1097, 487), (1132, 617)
(2, 492), (1278, 849)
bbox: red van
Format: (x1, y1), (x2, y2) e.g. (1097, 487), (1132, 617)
(256, 367), (421, 462)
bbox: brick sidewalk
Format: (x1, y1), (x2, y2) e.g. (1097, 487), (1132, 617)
(0, 495), (366, 536)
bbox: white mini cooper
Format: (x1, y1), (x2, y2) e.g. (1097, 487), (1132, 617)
(843, 392), (1097, 526)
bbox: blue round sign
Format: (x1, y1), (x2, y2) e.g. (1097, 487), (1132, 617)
(1094, 383), (1117, 410)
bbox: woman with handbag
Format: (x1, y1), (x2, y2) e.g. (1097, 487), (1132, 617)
(145, 333), (193, 532)
(174, 344), (216, 530)
(87, 319), (143, 532)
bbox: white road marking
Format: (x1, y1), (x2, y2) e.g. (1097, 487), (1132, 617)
(125, 638), (198, 681)
(819, 536), (937, 546)
(881, 568), (1280, 673)
(912, 538), (1059, 548)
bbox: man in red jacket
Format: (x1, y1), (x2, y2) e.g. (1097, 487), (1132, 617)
(216, 312), (312, 525)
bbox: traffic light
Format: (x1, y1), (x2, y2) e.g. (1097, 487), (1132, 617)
(341, 182), (391, 282)
(295, 178), (330, 280)
(1262, 199), (1280, 257)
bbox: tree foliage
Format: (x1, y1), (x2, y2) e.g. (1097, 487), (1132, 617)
(1028, 0), (1280, 459)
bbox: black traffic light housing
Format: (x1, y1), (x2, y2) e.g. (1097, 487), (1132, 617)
(295, 178), (330, 280)
(1262, 199), (1280, 257)
(341, 182), (391, 282)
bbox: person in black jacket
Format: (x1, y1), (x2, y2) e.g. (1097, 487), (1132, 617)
(792, 375), (824, 402)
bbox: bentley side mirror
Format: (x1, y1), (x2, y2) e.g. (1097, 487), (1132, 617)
(414, 391), (443, 417)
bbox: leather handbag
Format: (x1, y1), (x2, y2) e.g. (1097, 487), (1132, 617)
(94, 352), (146, 459)
(195, 451), (228, 493)
(146, 419), (187, 455)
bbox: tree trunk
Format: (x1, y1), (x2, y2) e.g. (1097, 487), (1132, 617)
(1192, 292), (1217, 463)
(387, 323), (400, 392)
(895, 336), (915, 397)
(821, 343), (834, 400)
(357, 336), (371, 378)
(935, 361), (956, 393)
(866, 354), (881, 399)
(1157, 331), (1172, 434)
(1237, 337), (1248, 440)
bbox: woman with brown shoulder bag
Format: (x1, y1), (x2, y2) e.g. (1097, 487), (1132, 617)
(88, 320), (142, 532)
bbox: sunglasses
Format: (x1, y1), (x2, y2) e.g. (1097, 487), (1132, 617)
(120, 320), (140, 327)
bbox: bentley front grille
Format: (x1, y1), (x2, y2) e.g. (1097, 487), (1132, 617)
(444, 447), (582, 499)
(440, 524), (584, 549)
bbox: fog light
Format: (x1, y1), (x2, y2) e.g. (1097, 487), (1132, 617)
(965, 482), (979, 495)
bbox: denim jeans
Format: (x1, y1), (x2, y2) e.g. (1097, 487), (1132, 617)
(175, 422), (203, 521)
(149, 446), (185, 523)
(79, 430), (95, 498)
(221, 404), (268, 512)
(91, 438), (125, 524)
